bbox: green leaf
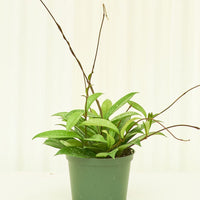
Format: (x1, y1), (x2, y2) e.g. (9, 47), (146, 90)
(96, 148), (119, 159)
(101, 99), (112, 118)
(75, 125), (98, 136)
(86, 93), (103, 112)
(129, 126), (144, 134)
(56, 124), (66, 128)
(88, 72), (92, 81)
(84, 134), (107, 143)
(56, 147), (96, 158)
(118, 138), (142, 152)
(143, 121), (150, 136)
(102, 130), (115, 148)
(44, 139), (65, 149)
(150, 132), (167, 137)
(52, 112), (68, 118)
(128, 100), (147, 117)
(60, 139), (82, 147)
(117, 116), (131, 131)
(84, 142), (108, 153)
(66, 110), (84, 131)
(134, 138), (142, 146)
(104, 93), (137, 119)
(87, 111), (100, 118)
(111, 111), (140, 122)
(108, 130), (116, 138)
(32, 130), (82, 140)
(147, 112), (154, 127)
(80, 118), (119, 134)
(90, 109), (99, 116)
(120, 117), (140, 138)
(124, 127), (144, 142)
(125, 132), (139, 142)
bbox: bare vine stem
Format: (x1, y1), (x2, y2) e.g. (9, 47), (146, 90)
(125, 117), (192, 142)
(90, 4), (107, 81)
(39, 0), (86, 80)
(156, 84), (200, 117)
(152, 124), (200, 135)
(123, 84), (200, 144)
(125, 122), (200, 151)
(39, 0), (103, 117)
(151, 119), (190, 142)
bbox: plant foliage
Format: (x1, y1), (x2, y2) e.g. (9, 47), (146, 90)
(33, 0), (200, 159)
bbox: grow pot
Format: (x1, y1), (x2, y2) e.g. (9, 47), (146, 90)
(66, 153), (133, 200)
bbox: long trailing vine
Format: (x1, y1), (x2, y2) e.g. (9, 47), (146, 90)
(33, 1), (200, 159)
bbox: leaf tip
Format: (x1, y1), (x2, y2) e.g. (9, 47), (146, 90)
(32, 135), (37, 140)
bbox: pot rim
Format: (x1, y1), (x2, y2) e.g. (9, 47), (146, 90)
(66, 153), (134, 166)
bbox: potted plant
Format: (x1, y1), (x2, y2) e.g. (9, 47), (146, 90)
(33, 1), (200, 200)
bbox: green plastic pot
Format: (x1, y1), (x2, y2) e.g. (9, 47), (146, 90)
(66, 154), (133, 200)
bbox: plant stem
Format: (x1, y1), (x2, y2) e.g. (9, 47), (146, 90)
(126, 123), (200, 150)
(39, 0), (103, 117)
(39, 0), (86, 80)
(90, 4), (107, 80)
(151, 119), (190, 142)
(152, 124), (200, 135)
(124, 117), (191, 142)
(156, 84), (200, 117)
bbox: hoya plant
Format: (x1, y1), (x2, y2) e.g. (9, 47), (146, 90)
(33, 1), (200, 159)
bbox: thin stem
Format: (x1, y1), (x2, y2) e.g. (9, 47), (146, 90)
(39, 0), (103, 117)
(129, 123), (199, 149)
(90, 4), (107, 80)
(126, 105), (132, 112)
(152, 124), (200, 135)
(124, 117), (190, 142)
(39, 0), (87, 81)
(152, 119), (190, 142)
(156, 84), (200, 117)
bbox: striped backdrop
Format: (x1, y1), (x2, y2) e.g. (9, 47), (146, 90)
(0, 0), (200, 173)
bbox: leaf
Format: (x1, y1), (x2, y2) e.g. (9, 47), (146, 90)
(118, 138), (142, 152)
(104, 92), (137, 119)
(118, 116), (131, 131)
(134, 138), (142, 146)
(96, 148), (119, 159)
(56, 124), (66, 128)
(90, 109), (99, 116)
(102, 130), (115, 148)
(87, 111), (100, 118)
(108, 130), (116, 138)
(44, 139), (66, 149)
(128, 100), (147, 117)
(52, 112), (68, 118)
(150, 132), (167, 137)
(84, 143), (107, 152)
(143, 121), (150, 136)
(64, 109), (84, 121)
(80, 118), (119, 134)
(111, 111), (140, 122)
(75, 125), (98, 136)
(124, 132), (139, 143)
(56, 147), (96, 158)
(32, 130), (82, 140)
(66, 110), (84, 131)
(120, 117), (140, 138)
(129, 126), (144, 134)
(147, 112), (154, 126)
(101, 99), (112, 118)
(125, 127), (144, 142)
(88, 72), (92, 81)
(84, 134), (107, 143)
(60, 139), (82, 147)
(86, 93), (103, 112)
